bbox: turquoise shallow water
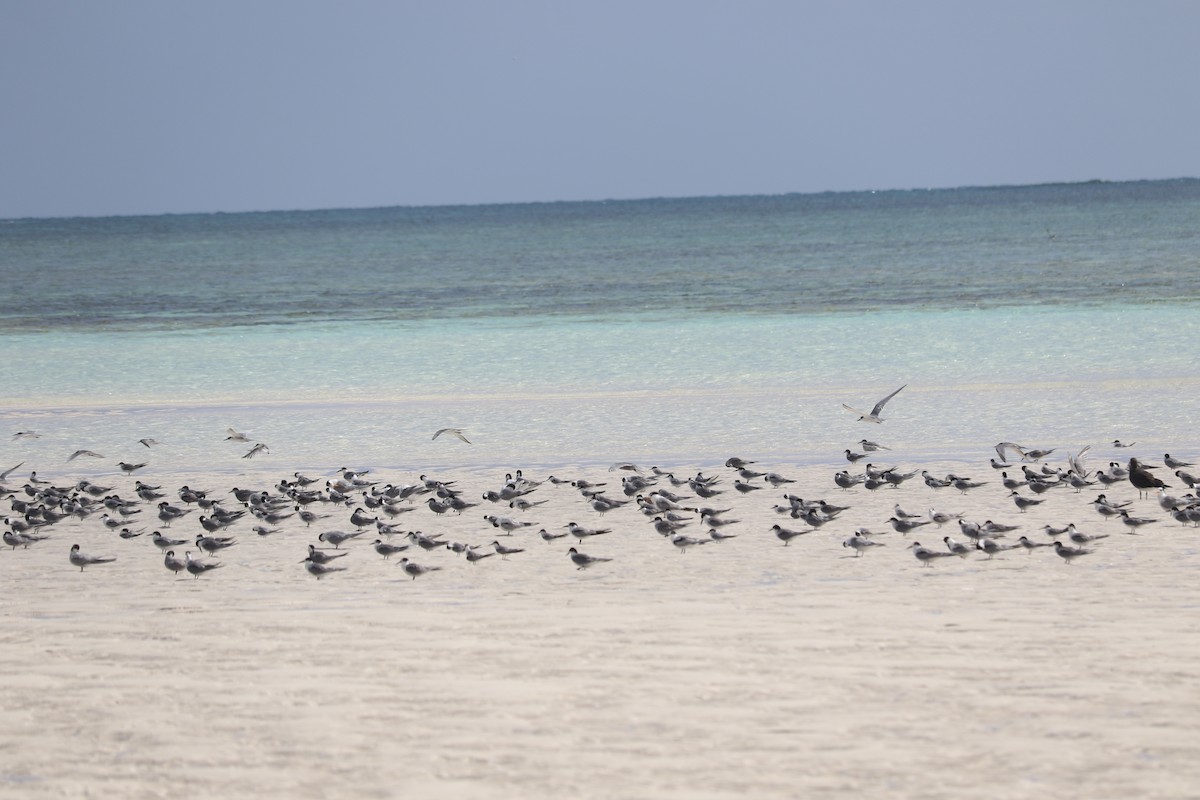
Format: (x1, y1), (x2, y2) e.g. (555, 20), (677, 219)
(2, 306), (1196, 472)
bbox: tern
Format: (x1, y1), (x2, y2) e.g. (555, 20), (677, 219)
(195, 535), (237, 556)
(67, 449), (105, 461)
(908, 541), (956, 567)
(183, 551), (224, 578)
(372, 539), (409, 559)
(490, 540), (525, 558)
(398, 557), (442, 580)
(151, 531), (187, 551)
(843, 384), (906, 423)
(1067, 525), (1110, 545)
(464, 546), (496, 564)
(1010, 491), (1044, 512)
(242, 443), (270, 459)
(1053, 541), (1092, 564)
(406, 531), (446, 550)
(670, 534), (710, 553)
(566, 522), (611, 542)
(842, 534), (885, 557)
(69, 543), (115, 571)
(1117, 510), (1157, 533)
(432, 428), (471, 444)
(1164, 454), (1194, 469)
(303, 557), (346, 579)
(887, 516), (931, 534)
(4, 530), (47, 549)
(163, 550), (186, 577)
(306, 544), (348, 564)
(318, 530), (362, 548)
(943, 536), (974, 557)
(567, 547), (612, 570)
(771, 524), (812, 545)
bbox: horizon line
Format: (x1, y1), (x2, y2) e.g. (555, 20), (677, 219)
(4, 175), (1198, 224)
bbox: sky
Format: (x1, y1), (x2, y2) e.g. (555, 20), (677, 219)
(2, 0), (1198, 219)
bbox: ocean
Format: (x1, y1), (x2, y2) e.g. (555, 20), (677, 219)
(2, 178), (1198, 472)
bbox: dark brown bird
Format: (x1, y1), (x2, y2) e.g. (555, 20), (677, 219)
(1128, 458), (1168, 498)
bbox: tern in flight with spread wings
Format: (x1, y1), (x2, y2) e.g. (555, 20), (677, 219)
(842, 384), (907, 424)
(432, 428), (471, 444)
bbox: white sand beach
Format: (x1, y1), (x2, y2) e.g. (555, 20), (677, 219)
(3, 457), (1198, 799)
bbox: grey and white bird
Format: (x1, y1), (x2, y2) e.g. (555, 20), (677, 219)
(491, 540), (525, 558)
(566, 522), (611, 542)
(771, 524), (812, 545)
(67, 449), (105, 461)
(485, 514), (535, 534)
(975, 538), (1018, 558)
(69, 543), (115, 571)
(842, 534), (885, 557)
(1066, 524), (1110, 545)
(1010, 491), (1044, 512)
(1015, 535), (1052, 552)
(843, 384), (906, 424)
(539, 528), (569, 543)
(567, 547), (612, 570)
(4, 529), (47, 549)
(464, 546), (496, 564)
(908, 541), (956, 567)
(888, 516), (931, 534)
(398, 557), (443, 580)
(372, 539), (409, 559)
(306, 543), (348, 564)
(858, 439), (890, 452)
(163, 549), (186, 577)
(184, 551), (224, 578)
(406, 531), (446, 550)
(225, 428), (251, 442)
(432, 428), (471, 444)
(117, 461), (147, 474)
(1118, 510), (1157, 533)
(195, 535), (237, 556)
(927, 508), (960, 527)
(670, 533), (710, 553)
(763, 472), (796, 487)
(1164, 454), (1194, 469)
(303, 556), (346, 579)
(318, 530), (362, 548)
(242, 443), (270, 459)
(1053, 541), (1092, 564)
(943, 536), (975, 557)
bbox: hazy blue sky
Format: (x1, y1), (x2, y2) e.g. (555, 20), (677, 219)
(3, 1), (1198, 218)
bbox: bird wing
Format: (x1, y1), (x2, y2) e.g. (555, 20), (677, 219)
(842, 404), (868, 417)
(870, 384), (907, 417)
(995, 442), (1027, 462)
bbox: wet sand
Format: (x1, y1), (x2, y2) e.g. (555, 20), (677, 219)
(2, 457), (1199, 798)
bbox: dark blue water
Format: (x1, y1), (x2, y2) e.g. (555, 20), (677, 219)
(3, 179), (1197, 333)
